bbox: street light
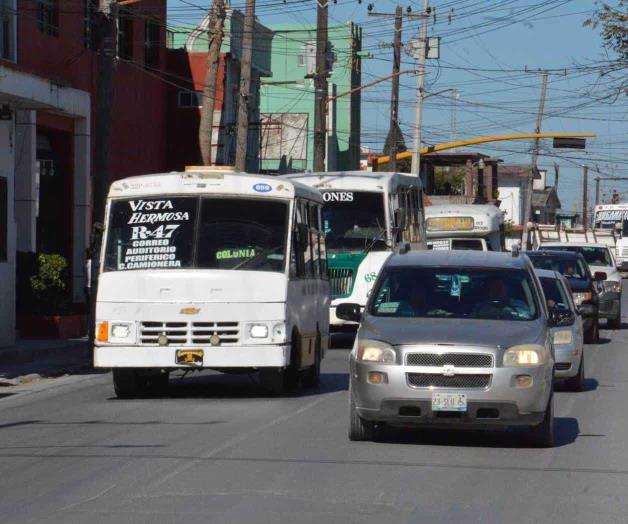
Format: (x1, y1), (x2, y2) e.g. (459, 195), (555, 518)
(473, 158), (486, 205)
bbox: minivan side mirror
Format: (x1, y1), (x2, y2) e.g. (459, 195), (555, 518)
(336, 303), (362, 323)
(594, 271), (607, 282)
(549, 307), (575, 327)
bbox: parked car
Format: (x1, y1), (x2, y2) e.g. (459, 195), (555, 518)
(536, 269), (585, 391)
(539, 243), (622, 329)
(526, 250), (602, 343)
(338, 250), (557, 447)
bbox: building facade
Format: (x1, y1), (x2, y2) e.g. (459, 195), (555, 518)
(0, 0), (169, 345)
(166, 11), (273, 172)
(259, 23), (362, 173)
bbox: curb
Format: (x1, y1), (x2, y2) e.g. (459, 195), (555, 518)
(0, 340), (89, 366)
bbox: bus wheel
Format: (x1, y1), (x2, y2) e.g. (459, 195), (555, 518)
(304, 332), (321, 388)
(113, 369), (142, 398)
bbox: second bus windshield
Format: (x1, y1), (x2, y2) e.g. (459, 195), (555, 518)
(322, 191), (386, 252)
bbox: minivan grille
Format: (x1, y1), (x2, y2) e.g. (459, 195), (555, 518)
(139, 321), (240, 346)
(407, 373), (491, 389)
(330, 268), (355, 297)
(406, 353), (493, 368)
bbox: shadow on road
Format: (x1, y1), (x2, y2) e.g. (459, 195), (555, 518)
(107, 371), (349, 401)
(555, 377), (598, 393)
(374, 416), (579, 449)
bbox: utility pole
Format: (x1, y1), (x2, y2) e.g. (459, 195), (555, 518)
(388, 6), (403, 172)
(93, 0), (117, 225)
(583, 165), (589, 228)
(410, 0), (430, 179)
(313, 0), (328, 172)
(595, 176), (600, 206)
(521, 71), (548, 248)
(199, 0), (227, 166)
(235, 0), (256, 171)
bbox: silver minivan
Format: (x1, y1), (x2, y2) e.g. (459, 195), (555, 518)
(337, 251), (558, 447)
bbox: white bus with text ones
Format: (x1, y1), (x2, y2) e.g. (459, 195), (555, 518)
(283, 171), (426, 328)
(94, 168), (330, 396)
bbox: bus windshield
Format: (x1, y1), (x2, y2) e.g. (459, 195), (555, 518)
(104, 196), (288, 273)
(322, 191), (386, 252)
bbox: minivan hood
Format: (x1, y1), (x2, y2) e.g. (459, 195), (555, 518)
(360, 316), (546, 347)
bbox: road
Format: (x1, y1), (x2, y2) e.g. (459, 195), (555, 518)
(2, 303), (628, 523)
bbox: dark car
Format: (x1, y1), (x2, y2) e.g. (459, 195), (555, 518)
(525, 250), (603, 343)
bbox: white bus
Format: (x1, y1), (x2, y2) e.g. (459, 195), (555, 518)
(94, 168), (330, 396)
(283, 171), (426, 327)
(425, 204), (505, 251)
(594, 204), (628, 269)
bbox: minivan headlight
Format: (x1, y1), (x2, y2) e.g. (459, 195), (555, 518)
(553, 330), (573, 346)
(356, 339), (396, 364)
(503, 344), (546, 367)
(602, 280), (622, 293)
(573, 292), (592, 306)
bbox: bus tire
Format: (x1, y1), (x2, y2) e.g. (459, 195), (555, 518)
(304, 332), (321, 388)
(113, 369), (142, 399)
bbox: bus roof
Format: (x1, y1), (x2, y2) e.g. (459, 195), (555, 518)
(107, 170), (324, 203)
(281, 171), (423, 192)
(595, 203), (628, 211)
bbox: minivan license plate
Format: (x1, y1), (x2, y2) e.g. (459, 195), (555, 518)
(432, 392), (467, 412)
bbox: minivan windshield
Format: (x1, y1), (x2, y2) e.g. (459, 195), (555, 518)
(527, 253), (588, 280)
(540, 246), (612, 266)
(370, 267), (538, 321)
(321, 191), (386, 252)
(104, 196), (288, 273)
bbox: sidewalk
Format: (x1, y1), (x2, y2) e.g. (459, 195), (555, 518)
(0, 338), (94, 384)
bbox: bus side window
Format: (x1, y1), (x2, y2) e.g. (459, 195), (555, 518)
(308, 201), (320, 278)
(291, 200), (306, 278)
(303, 201), (315, 278)
(318, 205), (328, 278)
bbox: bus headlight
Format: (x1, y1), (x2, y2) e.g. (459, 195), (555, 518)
(97, 321), (136, 344)
(503, 344), (546, 367)
(249, 324), (269, 339)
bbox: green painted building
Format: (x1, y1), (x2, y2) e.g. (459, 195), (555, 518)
(259, 23), (362, 173)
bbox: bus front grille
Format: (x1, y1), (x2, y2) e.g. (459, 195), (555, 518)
(330, 268), (355, 298)
(139, 321), (240, 346)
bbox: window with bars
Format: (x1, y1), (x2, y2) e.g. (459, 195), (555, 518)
(37, 0), (59, 36)
(144, 20), (160, 68)
(83, 0), (97, 50)
(178, 91), (203, 108)
(118, 13), (133, 60)
(0, 176), (6, 262)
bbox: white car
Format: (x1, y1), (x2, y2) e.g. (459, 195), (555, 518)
(540, 243), (622, 329)
(536, 269), (585, 391)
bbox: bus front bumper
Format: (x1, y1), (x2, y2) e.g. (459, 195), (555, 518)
(94, 344), (290, 369)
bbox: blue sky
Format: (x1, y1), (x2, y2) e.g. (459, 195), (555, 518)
(167, 0), (627, 211)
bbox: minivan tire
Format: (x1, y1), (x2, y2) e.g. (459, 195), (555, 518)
(529, 394), (554, 448)
(349, 394), (374, 441)
(607, 306), (621, 329)
(564, 356), (584, 392)
(584, 318), (599, 344)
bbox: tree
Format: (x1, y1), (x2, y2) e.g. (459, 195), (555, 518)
(383, 123), (411, 172)
(585, 1), (628, 60)
(199, 0), (227, 165)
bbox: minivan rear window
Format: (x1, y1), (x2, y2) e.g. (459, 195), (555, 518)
(370, 267), (538, 321)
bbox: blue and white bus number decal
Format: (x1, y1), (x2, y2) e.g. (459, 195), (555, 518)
(253, 183), (272, 193)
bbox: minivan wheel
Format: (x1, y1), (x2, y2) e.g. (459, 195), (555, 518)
(564, 356), (584, 392)
(349, 394), (374, 442)
(529, 395), (554, 448)
(584, 318), (599, 344)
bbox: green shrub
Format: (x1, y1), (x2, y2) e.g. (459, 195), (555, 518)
(16, 252), (71, 315)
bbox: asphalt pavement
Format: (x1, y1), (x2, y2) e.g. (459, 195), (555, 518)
(1, 298), (628, 523)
